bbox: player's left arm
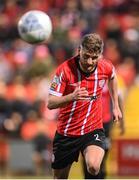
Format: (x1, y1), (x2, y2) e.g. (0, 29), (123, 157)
(118, 93), (125, 135)
(108, 75), (123, 122)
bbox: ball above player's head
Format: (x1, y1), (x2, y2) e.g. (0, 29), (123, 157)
(18, 10), (52, 44)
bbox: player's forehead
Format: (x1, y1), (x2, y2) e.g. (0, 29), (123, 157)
(80, 45), (100, 56)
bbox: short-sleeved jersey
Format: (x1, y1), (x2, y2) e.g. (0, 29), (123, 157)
(49, 56), (115, 137)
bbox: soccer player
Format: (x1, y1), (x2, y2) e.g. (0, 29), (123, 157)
(47, 33), (122, 179)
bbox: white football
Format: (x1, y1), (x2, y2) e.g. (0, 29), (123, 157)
(18, 10), (52, 44)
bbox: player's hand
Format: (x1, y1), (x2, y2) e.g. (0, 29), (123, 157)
(72, 87), (89, 100)
(113, 107), (122, 123)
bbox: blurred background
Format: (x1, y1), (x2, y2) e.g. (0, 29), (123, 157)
(0, 0), (139, 179)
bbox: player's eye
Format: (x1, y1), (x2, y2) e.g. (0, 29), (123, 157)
(83, 54), (99, 60)
(83, 54), (90, 59)
(91, 56), (99, 60)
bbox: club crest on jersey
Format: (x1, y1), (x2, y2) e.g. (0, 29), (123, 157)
(50, 75), (60, 90)
(99, 79), (105, 88)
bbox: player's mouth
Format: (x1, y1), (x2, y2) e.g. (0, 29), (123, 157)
(85, 65), (95, 72)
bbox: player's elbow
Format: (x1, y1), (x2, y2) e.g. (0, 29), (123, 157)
(47, 95), (56, 109)
(47, 95), (60, 109)
(47, 102), (54, 110)
(47, 98), (57, 110)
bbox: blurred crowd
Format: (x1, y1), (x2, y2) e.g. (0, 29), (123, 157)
(0, 0), (139, 177)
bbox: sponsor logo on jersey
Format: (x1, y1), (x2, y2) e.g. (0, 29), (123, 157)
(50, 75), (60, 90)
(51, 82), (57, 90)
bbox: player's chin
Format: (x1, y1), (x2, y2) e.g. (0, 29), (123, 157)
(86, 68), (93, 73)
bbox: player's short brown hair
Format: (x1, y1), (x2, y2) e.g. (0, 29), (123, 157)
(81, 33), (104, 55)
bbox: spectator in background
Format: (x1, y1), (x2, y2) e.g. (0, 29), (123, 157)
(20, 109), (56, 176)
(117, 57), (136, 88)
(120, 29), (139, 73)
(0, 133), (9, 176)
(0, 80), (11, 176)
(0, 49), (14, 83)
(79, 0), (101, 33)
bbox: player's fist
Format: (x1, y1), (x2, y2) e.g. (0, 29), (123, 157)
(72, 87), (89, 100)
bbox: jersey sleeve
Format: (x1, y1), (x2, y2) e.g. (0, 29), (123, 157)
(110, 66), (115, 79)
(106, 61), (116, 80)
(49, 65), (67, 97)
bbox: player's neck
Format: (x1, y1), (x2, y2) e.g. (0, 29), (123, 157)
(78, 60), (97, 74)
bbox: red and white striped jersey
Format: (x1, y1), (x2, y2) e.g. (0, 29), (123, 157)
(49, 56), (115, 137)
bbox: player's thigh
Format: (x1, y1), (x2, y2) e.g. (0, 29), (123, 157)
(53, 164), (72, 179)
(81, 129), (106, 165)
(83, 145), (105, 168)
(52, 132), (80, 169)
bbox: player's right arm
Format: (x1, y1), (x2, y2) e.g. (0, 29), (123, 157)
(47, 64), (89, 110)
(47, 87), (88, 109)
